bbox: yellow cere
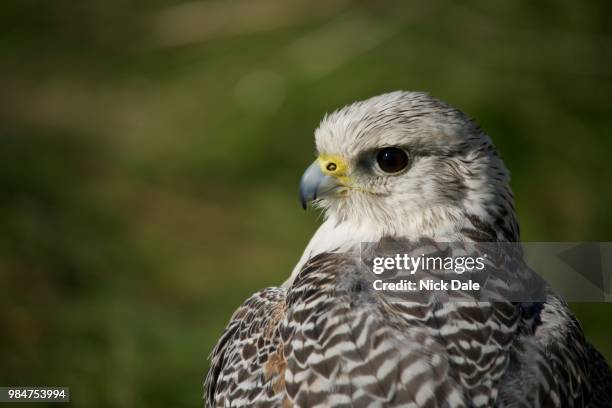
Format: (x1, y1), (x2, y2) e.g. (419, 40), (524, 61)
(317, 154), (352, 186)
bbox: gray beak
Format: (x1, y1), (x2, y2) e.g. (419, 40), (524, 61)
(299, 161), (342, 209)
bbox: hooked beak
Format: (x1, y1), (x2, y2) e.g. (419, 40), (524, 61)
(299, 160), (347, 209)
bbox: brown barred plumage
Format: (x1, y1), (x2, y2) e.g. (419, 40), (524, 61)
(205, 248), (611, 407)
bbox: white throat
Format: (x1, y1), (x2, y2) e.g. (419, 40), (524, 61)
(285, 206), (471, 287)
(284, 217), (375, 286)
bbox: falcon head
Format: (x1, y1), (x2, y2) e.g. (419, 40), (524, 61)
(299, 91), (518, 243)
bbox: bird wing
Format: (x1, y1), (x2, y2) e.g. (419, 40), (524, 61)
(498, 293), (612, 407)
(204, 287), (288, 407)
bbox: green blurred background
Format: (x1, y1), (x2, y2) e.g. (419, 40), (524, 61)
(1, 0), (611, 406)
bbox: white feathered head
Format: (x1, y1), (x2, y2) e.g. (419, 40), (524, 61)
(299, 91), (518, 242)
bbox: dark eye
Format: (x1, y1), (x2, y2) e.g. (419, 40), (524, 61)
(376, 147), (409, 173)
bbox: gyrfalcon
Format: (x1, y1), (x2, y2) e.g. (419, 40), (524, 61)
(204, 91), (612, 407)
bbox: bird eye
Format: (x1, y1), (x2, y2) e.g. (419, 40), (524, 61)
(376, 147), (409, 173)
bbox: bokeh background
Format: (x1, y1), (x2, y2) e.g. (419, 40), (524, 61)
(1, 0), (611, 406)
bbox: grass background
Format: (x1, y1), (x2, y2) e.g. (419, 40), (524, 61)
(1, 1), (611, 406)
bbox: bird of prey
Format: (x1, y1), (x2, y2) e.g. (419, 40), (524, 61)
(204, 91), (611, 407)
